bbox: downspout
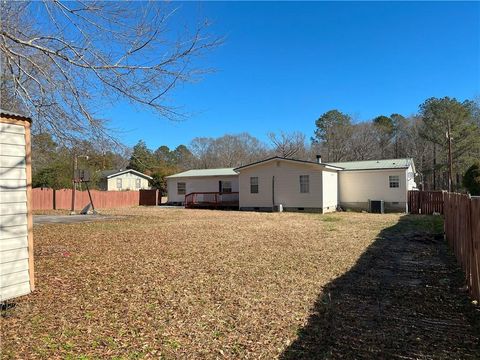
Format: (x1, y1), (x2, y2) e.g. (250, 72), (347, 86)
(272, 176), (275, 211)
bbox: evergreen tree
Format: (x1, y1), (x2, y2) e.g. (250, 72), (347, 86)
(463, 162), (480, 195)
(128, 140), (155, 174)
(313, 110), (353, 162)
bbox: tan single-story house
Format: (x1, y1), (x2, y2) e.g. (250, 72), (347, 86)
(235, 157), (342, 213)
(329, 158), (417, 212)
(165, 168), (238, 205)
(165, 156), (417, 213)
(0, 109), (34, 302)
(98, 169), (152, 191)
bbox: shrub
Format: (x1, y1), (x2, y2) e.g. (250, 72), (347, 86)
(463, 162), (480, 195)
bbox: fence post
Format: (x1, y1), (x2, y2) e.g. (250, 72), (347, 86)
(467, 194), (473, 298)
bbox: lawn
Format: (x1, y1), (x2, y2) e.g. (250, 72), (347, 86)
(0, 209), (432, 358)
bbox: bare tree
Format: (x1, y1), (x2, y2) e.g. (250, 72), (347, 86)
(190, 133), (269, 168)
(268, 131), (307, 159)
(349, 122), (378, 160)
(0, 1), (221, 143)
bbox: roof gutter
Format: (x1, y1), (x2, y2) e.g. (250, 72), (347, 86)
(338, 167), (410, 172)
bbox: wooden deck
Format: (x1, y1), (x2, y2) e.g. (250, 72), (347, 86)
(184, 192), (239, 210)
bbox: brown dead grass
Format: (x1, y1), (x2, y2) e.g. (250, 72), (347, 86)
(1, 208), (401, 359)
(32, 209), (71, 215)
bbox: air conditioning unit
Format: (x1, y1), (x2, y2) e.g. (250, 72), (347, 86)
(369, 200), (385, 214)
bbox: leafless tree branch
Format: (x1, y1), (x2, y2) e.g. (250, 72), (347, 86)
(0, 1), (222, 145)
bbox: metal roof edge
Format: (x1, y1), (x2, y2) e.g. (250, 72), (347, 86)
(339, 167), (410, 172)
(234, 156), (343, 171)
(106, 169), (152, 180)
(165, 168), (237, 179)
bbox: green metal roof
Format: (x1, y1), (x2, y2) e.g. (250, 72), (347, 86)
(165, 168), (237, 178)
(327, 158), (414, 171)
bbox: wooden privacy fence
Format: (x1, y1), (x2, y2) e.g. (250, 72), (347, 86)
(32, 188), (54, 210)
(444, 193), (480, 302)
(408, 190), (445, 215)
(32, 188), (159, 210)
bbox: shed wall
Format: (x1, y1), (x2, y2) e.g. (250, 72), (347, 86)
(0, 117), (33, 301)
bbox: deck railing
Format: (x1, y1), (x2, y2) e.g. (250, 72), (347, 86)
(184, 192), (239, 209)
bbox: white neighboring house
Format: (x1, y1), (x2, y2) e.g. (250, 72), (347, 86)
(234, 157), (341, 213)
(328, 158), (417, 212)
(165, 168), (238, 204)
(99, 169), (152, 191)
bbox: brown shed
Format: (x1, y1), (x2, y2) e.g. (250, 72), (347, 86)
(0, 109), (34, 301)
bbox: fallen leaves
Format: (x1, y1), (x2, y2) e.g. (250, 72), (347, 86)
(2, 209), (400, 359)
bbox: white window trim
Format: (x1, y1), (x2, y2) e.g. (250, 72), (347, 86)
(389, 175), (400, 188)
(177, 182), (186, 195)
(221, 181), (232, 193)
(250, 177), (259, 194)
(116, 178), (122, 189)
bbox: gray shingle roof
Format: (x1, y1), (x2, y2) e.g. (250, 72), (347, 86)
(166, 168), (237, 178)
(327, 158), (414, 171)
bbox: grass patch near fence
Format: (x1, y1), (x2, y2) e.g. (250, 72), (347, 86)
(2, 209), (430, 358)
(402, 214), (444, 234)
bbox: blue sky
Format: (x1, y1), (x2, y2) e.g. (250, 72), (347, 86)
(104, 1), (480, 150)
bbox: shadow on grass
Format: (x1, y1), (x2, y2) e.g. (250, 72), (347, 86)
(281, 215), (480, 359)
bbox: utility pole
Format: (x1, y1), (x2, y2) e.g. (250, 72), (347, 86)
(447, 118), (453, 193)
(433, 144), (436, 190)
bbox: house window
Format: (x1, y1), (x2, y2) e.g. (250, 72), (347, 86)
(300, 175), (309, 193)
(250, 177), (259, 194)
(221, 181), (232, 193)
(135, 178), (141, 189)
(389, 175), (400, 188)
(116, 178), (122, 189)
(177, 182), (186, 195)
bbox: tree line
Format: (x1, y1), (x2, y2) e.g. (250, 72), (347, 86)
(312, 97), (480, 192)
(32, 96), (480, 195)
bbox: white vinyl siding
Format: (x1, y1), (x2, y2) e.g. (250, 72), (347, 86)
(238, 160), (325, 209)
(106, 172), (150, 191)
(337, 169), (408, 206)
(0, 122), (31, 302)
(322, 170), (338, 213)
